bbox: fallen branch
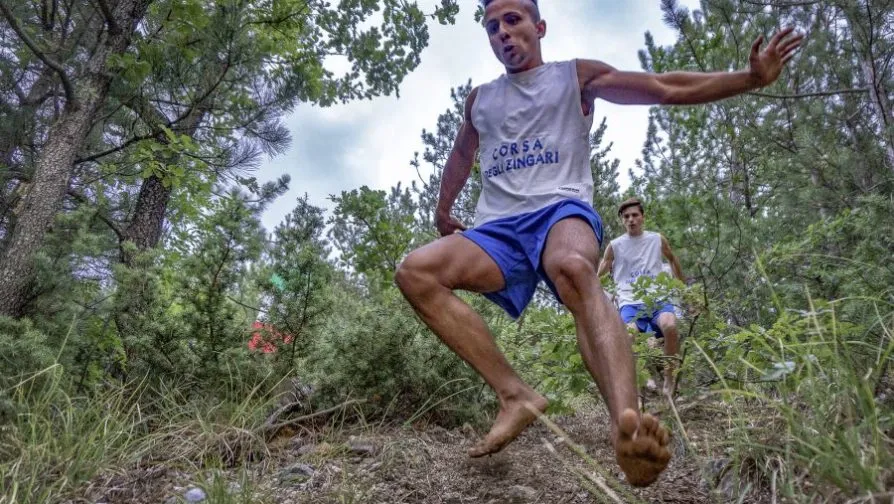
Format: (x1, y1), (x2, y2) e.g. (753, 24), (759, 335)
(673, 311), (701, 396)
(542, 439), (623, 504)
(664, 393), (693, 450)
(845, 491), (894, 504)
(260, 398), (366, 435)
(530, 405), (646, 504)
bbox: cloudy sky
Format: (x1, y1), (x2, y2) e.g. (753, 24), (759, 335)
(256, 0), (702, 231)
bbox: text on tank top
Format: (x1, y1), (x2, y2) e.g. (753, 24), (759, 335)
(610, 231), (665, 307)
(470, 60), (595, 226)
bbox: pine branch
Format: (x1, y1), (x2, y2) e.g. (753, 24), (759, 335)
(94, 0), (119, 34)
(74, 132), (157, 164)
(0, 1), (76, 104)
(75, 88), (211, 165)
(67, 189), (124, 239)
(748, 88), (868, 99)
(741, 0), (821, 6)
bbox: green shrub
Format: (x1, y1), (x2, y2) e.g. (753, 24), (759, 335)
(691, 298), (894, 500)
(0, 366), (279, 504)
(500, 307), (588, 414)
(0, 317), (56, 389)
(307, 287), (491, 426)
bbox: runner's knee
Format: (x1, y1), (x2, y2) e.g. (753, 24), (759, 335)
(395, 250), (440, 297)
(656, 313), (677, 334)
(547, 252), (597, 292)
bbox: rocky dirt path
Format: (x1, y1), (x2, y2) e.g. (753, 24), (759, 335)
(260, 403), (717, 504)
(83, 398), (753, 503)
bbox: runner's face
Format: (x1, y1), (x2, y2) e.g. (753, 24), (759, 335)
(483, 0), (545, 73)
(621, 207), (644, 235)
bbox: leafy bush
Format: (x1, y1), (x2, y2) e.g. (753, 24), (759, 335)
(307, 286), (491, 426)
(761, 195), (894, 320)
(0, 317), (57, 424)
(500, 307), (588, 414)
(0, 317), (56, 389)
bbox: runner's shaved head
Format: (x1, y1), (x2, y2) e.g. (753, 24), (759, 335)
(481, 0), (541, 22)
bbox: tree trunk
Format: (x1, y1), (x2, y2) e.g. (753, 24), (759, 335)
(0, 67), (55, 168)
(840, 3), (894, 174)
(860, 58), (894, 174)
(728, 140), (755, 217)
(0, 67), (58, 244)
(119, 109), (207, 266)
(120, 175), (172, 267)
(114, 108), (208, 369)
(0, 0), (153, 317)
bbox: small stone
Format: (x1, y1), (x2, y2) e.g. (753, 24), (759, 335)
(287, 463), (315, 477)
(184, 487), (206, 503)
(296, 443), (316, 456)
(278, 462), (315, 485)
(348, 440), (377, 457)
(700, 457), (732, 493)
(704, 457), (730, 479)
(717, 469), (738, 498)
(506, 485), (538, 502)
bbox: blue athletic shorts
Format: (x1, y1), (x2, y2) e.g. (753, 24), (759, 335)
(460, 199), (604, 319)
(620, 303), (676, 338)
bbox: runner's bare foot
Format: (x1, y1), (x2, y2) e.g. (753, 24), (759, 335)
(468, 393), (547, 457)
(614, 408), (671, 487)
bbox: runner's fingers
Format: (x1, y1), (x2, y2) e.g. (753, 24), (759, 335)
(778, 35), (801, 52)
(768, 26), (794, 49)
(750, 35), (763, 55)
(781, 38), (803, 56)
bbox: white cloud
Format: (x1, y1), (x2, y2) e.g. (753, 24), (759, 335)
(257, 0), (703, 231)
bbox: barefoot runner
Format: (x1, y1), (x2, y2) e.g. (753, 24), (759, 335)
(395, 0), (802, 487)
(598, 197), (685, 398)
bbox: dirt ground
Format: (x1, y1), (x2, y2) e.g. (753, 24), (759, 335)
(262, 403), (714, 504)
(78, 395), (775, 504)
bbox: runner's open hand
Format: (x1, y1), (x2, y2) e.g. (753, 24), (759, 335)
(749, 26), (804, 87)
(436, 212), (467, 237)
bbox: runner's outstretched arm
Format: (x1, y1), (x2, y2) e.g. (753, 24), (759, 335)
(579, 27), (803, 106)
(435, 87), (480, 236)
(660, 235), (684, 282)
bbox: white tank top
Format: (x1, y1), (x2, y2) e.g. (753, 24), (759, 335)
(610, 231), (664, 307)
(471, 60), (595, 226)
